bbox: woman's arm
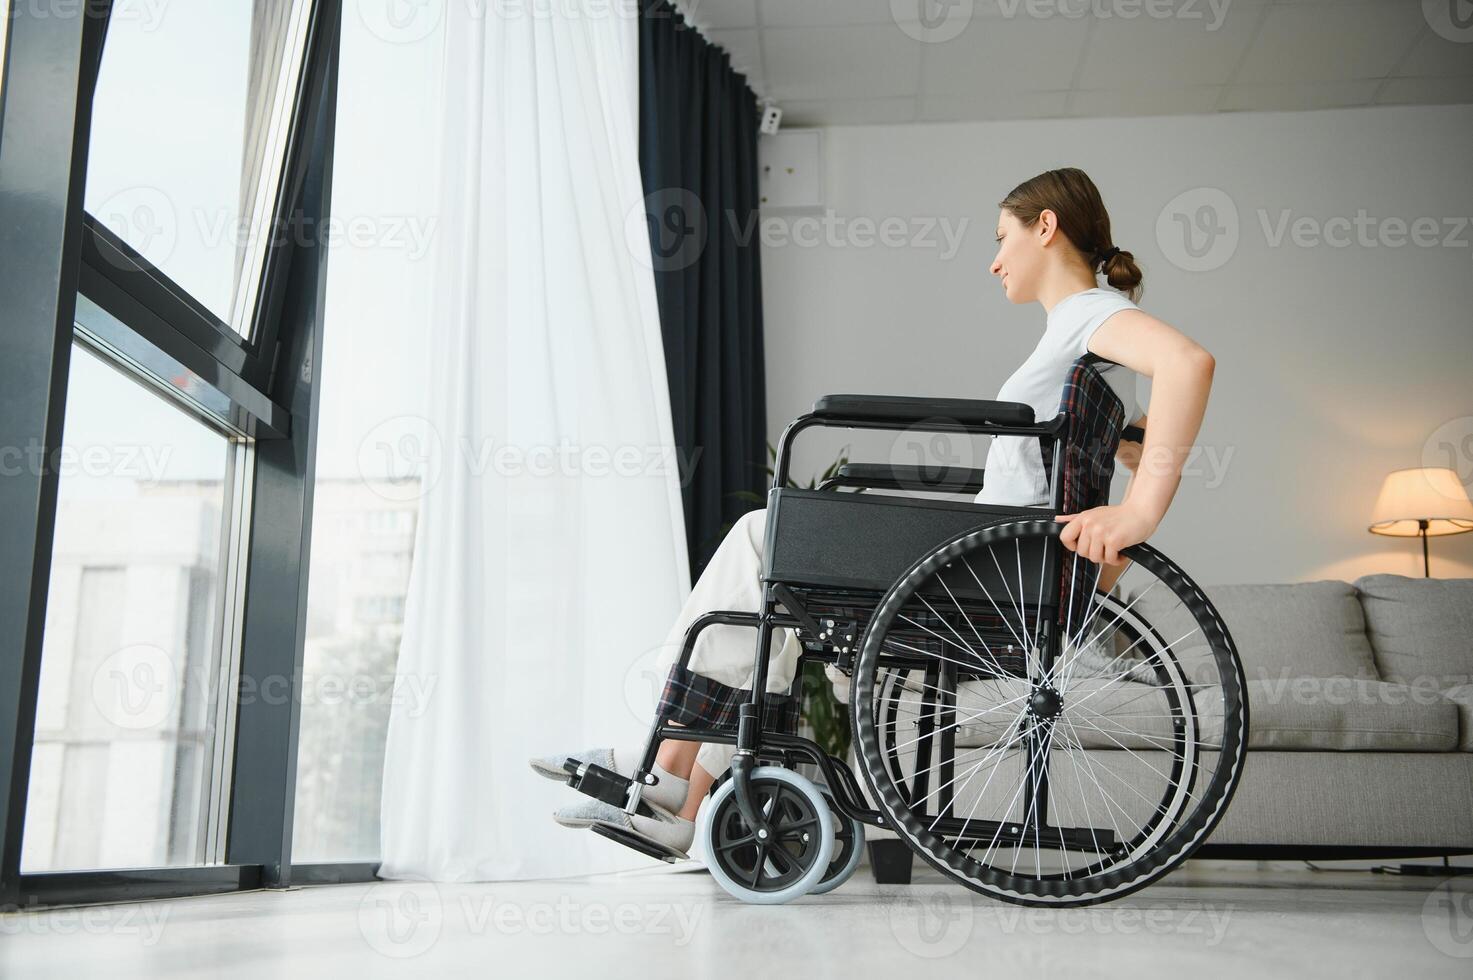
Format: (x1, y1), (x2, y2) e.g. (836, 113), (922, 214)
(1055, 311), (1215, 565)
(1093, 312), (1214, 527)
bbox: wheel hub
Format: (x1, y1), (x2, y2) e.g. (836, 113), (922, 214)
(1029, 685), (1062, 720)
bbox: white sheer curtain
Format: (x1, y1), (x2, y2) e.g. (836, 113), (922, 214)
(378, 0), (691, 881)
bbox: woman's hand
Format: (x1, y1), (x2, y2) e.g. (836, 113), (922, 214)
(1054, 501), (1159, 566)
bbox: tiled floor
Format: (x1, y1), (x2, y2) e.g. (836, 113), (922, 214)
(2, 863), (1470, 978)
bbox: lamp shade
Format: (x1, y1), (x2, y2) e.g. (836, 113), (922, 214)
(1368, 467), (1473, 537)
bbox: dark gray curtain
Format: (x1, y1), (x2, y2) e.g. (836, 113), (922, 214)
(638, 0), (767, 580)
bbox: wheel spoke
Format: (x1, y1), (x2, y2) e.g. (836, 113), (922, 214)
(886, 692), (1029, 754)
(747, 844), (767, 886)
(925, 715), (1032, 835)
(716, 837), (757, 855)
(776, 817), (821, 837)
(1053, 718), (1132, 844)
(1055, 720), (1196, 828)
(765, 842), (798, 873)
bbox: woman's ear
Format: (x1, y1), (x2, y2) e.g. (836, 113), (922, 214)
(1036, 208), (1060, 247)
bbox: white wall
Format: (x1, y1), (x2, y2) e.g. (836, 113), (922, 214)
(759, 104), (1473, 586)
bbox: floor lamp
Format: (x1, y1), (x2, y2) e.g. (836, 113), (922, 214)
(1367, 467), (1473, 577)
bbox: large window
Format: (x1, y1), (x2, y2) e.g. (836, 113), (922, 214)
(289, 8), (441, 863)
(19, 1), (315, 875)
(0, 0), (341, 906)
(84, 1), (311, 333)
(21, 345), (246, 872)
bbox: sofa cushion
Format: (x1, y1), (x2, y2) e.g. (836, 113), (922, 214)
(1354, 575), (1473, 688)
(1125, 580), (1380, 683)
(1244, 678), (1459, 751)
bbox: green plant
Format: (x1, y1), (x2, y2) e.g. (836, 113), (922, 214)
(704, 441), (855, 760)
(797, 660), (851, 761)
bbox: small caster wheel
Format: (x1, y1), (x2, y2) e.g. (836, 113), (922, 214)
(697, 766), (834, 904)
(808, 789), (865, 895)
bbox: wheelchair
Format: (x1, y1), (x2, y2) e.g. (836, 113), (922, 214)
(562, 352), (1248, 908)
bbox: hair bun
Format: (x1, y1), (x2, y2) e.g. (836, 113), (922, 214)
(1099, 245), (1143, 299)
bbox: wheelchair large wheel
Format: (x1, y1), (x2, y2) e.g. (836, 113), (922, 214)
(698, 766), (835, 904)
(851, 518), (1247, 907)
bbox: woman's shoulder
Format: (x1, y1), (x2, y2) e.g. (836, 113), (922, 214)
(1074, 286), (1139, 315)
(1047, 288), (1139, 345)
(1051, 287), (1137, 320)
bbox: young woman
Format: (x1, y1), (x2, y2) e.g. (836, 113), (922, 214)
(531, 167), (1216, 857)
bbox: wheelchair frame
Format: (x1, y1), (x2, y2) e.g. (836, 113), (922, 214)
(622, 393), (1088, 861)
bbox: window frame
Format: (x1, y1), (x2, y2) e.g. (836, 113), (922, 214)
(78, 0), (319, 427)
(0, 0), (368, 908)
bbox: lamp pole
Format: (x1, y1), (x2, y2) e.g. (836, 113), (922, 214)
(1419, 518), (1430, 578)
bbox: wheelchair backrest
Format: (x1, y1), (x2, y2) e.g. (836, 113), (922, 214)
(1043, 352), (1131, 630)
(1041, 352), (1129, 517)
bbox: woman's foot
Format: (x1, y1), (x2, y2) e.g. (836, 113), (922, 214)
(528, 745), (690, 812)
(552, 798), (695, 858)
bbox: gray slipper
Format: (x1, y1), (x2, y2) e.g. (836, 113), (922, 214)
(552, 797), (628, 828)
(553, 797), (695, 858)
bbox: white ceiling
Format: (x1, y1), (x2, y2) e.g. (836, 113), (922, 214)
(682, 0), (1473, 125)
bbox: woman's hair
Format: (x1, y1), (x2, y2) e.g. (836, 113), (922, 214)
(999, 167), (1143, 301)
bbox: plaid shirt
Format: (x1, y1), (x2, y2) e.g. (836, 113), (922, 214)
(1041, 352), (1130, 631)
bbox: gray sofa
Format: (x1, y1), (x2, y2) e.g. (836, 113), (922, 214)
(861, 573), (1473, 880)
(1158, 573), (1473, 855)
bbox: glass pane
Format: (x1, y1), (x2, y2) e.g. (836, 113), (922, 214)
(21, 345), (238, 872)
(291, 479), (419, 862)
(84, 0), (310, 333)
(290, 9), (441, 863)
(0, 2), (10, 102)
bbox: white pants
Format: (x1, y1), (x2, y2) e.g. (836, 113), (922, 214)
(654, 507), (802, 778)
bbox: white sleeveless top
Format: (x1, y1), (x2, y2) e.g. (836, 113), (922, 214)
(974, 288), (1141, 508)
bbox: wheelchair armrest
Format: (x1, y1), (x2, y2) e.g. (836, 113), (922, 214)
(831, 463), (985, 495)
(812, 394), (1035, 429)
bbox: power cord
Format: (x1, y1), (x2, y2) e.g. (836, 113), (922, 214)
(1303, 857), (1473, 876)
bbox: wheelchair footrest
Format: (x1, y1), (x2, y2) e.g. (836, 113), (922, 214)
(589, 822), (686, 864)
(563, 760), (674, 820)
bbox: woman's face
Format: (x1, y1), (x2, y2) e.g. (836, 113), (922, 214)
(990, 208), (1045, 304)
